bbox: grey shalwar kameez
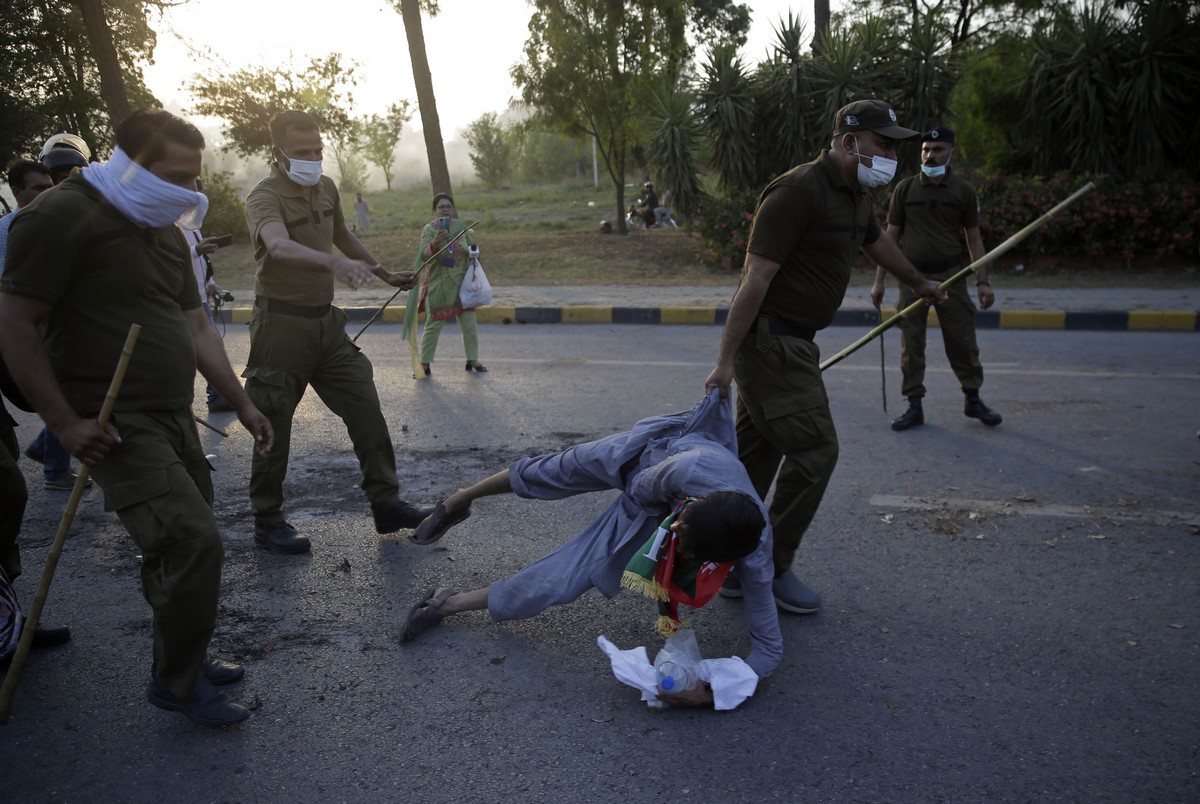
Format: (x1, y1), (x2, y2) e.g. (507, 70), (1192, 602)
(488, 390), (783, 679)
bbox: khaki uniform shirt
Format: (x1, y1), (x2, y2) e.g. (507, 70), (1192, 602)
(0, 174), (200, 415)
(887, 167), (980, 271)
(746, 151), (881, 331)
(245, 165), (343, 306)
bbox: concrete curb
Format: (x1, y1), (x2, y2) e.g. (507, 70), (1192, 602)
(219, 305), (1200, 331)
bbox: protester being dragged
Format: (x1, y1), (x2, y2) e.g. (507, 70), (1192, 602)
(401, 389), (782, 709)
(401, 193), (487, 377)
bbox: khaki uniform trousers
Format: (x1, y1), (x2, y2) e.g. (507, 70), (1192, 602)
(244, 304), (400, 524)
(733, 326), (839, 573)
(897, 277), (984, 398)
(89, 409), (222, 700)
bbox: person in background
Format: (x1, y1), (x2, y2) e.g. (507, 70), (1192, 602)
(870, 126), (1002, 431)
(401, 193), (487, 377)
(0, 160), (53, 274)
(13, 139), (94, 490)
(354, 192), (371, 234)
(179, 178), (233, 413)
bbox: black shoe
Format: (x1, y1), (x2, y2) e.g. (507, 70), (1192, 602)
(147, 678), (249, 728)
(964, 397), (1003, 426)
(31, 623), (72, 649)
(254, 520), (311, 554)
(24, 445), (44, 463)
(891, 403), (924, 431)
(373, 500), (436, 534)
(202, 656), (244, 686)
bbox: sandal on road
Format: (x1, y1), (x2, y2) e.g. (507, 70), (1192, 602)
(401, 588), (457, 643)
(411, 501), (471, 546)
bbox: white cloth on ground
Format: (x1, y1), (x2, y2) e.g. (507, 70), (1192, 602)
(596, 635), (759, 711)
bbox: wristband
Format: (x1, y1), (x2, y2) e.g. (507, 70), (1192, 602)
(976, 281), (991, 286)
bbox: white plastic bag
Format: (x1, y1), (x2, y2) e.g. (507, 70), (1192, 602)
(652, 628), (704, 694)
(459, 250), (492, 308)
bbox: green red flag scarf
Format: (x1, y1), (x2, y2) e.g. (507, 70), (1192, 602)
(621, 498), (734, 636)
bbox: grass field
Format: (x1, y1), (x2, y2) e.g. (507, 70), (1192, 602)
(211, 179), (731, 290)
(210, 178), (1199, 292)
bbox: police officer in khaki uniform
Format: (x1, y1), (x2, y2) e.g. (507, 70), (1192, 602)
(870, 126), (1002, 431)
(0, 108), (272, 727)
(243, 110), (432, 555)
(706, 100), (945, 615)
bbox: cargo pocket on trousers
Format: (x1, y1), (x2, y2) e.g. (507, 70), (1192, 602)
(100, 467), (171, 513)
(241, 366), (290, 417)
(758, 384), (834, 453)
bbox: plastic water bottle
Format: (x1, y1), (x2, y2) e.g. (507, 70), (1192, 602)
(656, 659), (696, 694)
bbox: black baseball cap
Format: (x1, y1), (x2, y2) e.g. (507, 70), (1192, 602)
(922, 127), (956, 144)
(833, 100), (919, 141)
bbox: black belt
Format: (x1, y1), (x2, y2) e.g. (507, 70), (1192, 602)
(749, 317), (815, 342)
(256, 296), (331, 318)
(913, 257), (962, 273)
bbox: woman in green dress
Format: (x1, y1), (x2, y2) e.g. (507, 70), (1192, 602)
(402, 193), (487, 377)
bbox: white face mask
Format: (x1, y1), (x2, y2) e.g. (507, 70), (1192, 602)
(921, 163), (947, 178)
(81, 147), (208, 229)
(280, 150), (323, 187)
(851, 137), (898, 188)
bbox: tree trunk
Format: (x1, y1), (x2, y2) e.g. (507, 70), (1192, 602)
(398, 0), (452, 195)
(74, 0), (131, 127)
(812, 0), (831, 54)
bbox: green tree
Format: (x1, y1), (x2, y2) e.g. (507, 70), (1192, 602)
(328, 119), (369, 192)
(513, 0), (750, 234)
(509, 119), (586, 183)
(360, 102), (413, 190)
(188, 54), (359, 160)
(1, 0), (162, 161)
(198, 167), (248, 243)
(464, 113), (513, 189)
(645, 83), (702, 216)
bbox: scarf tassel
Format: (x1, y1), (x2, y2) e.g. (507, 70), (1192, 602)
(621, 571), (670, 602)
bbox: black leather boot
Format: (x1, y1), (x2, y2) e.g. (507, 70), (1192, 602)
(891, 397), (924, 431)
(964, 395), (1003, 426)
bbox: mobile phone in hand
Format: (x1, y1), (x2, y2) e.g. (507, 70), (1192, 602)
(212, 234), (234, 248)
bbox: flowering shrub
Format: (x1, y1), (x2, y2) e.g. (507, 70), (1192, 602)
(688, 189), (760, 270)
(691, 171), (1199, 270)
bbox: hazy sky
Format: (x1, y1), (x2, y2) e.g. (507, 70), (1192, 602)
(142, 0), (823, 143)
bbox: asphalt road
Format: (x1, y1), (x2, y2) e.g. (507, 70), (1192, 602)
(4, 322), (1198, 803)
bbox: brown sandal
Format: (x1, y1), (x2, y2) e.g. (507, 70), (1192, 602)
(401, 588), (457, 643)
(411, 500), (472, 546)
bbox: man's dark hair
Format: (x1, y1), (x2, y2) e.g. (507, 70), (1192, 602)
(270, 110), (320, 147)
(6, 159), (50, 190)
(432, 192), (454, 211)
(116, 107), (205, 166)
(681, 492), (765, 564)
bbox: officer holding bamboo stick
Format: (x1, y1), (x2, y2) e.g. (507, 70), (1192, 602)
(870, 126), (1003, 431)
(0, 108), (272, 728)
